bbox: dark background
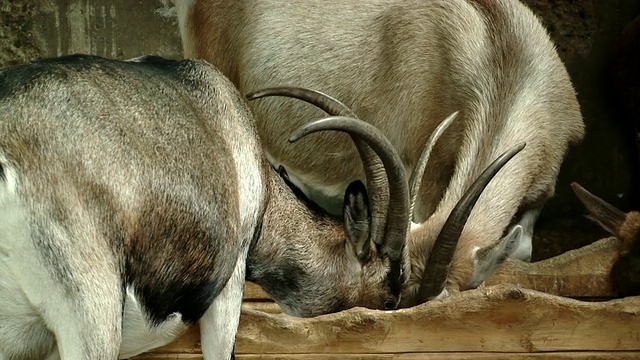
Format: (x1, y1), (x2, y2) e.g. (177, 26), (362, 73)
(1, 0), (639, 260)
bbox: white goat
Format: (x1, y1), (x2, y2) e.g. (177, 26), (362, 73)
(176, 0), (585, 304)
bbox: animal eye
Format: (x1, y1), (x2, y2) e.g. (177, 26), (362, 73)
(384, 300), (396, 310)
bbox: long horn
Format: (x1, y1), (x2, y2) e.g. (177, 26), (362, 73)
(408, 111), (459, 221)
(247, 86), (389, 248)
(289, 116), (409, 263)
(417, 142), (526, 301)
(571, 182), (626, 237)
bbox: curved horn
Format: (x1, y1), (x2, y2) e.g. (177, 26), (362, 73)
(246, 86), (358, 118)
(417, 142), (526, 301)
(408, 111), (459, 221)
(289, 116), (409, 263)
(571, 182), (626, 237)
(247, 86), (389, 247)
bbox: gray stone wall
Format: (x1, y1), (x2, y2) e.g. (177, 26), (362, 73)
(1, 0), (639, 259)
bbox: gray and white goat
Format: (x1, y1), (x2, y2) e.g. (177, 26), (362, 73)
(175, 0), (585, 305)
(0, 54), (427, 359)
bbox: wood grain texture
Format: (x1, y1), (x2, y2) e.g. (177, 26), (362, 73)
(135, 352), (640, 360)
(243, 282), (269, 300)
(133, 238), (633, 359)
(135, 284), (640, 358)
(485, 237), (620, 298)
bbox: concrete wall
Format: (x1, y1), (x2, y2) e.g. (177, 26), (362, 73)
(0, 1), (182, 66)
(1, 0), (639, 259)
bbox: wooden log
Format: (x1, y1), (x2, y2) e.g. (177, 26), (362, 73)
(485, 237), (620, 298)
(243, 282), (269, 301)
(135, 283), (640, 358)
(136, 352), (640, 360)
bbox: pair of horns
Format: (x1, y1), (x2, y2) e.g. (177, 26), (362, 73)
(246, 87), (410, 262)
(247, 86), (525, 301)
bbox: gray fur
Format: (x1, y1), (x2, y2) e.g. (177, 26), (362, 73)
(0, 54), (260, 359)
(0, 53), (404, 359)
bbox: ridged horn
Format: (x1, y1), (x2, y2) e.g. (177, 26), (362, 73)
(289, 116), (409, 263)
(247, 86), (389, 248)
(417, 142), (526, 301)
(408, 111), (459, 221)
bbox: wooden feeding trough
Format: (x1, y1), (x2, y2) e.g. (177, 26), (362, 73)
(133, 238), (640, 359)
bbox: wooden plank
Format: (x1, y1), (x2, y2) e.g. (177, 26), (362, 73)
(243, 282), (270, 301)
(135, 352), (640, 359)
(136, 284), (640, 357)
(133, 238), (630, 359)
(485, 237), (620, 298)
(241, 301), (280, 314)
(238, 284), (640, 354)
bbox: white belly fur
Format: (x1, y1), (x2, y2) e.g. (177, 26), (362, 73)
(119, 286), (189, 358)
(0, 173), (188, 359)
(0, 278), (188, 359)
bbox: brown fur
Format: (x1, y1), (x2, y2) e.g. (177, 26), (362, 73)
(248, 169), (397, 316)
(572, 183), (640, 298)
(618, 212), (640, 255)
(176, 0), (584, 305)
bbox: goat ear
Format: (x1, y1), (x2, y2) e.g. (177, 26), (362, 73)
(469, 225), (523, 288)
(343, 180), (372, 262)
(571, 182), (626, 237)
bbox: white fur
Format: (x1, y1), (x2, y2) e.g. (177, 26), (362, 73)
(0, 174), (171, 358)
(510, 209), (540, 261)
(174, 0), (198, 56)
(119, 287), (188, 358)
(469, 225), (523, 289)
(200, 248), (248, 358)
(0, 163), (58, 359)
(1, 229), (189, 359)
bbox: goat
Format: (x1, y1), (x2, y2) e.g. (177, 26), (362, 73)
(572, 182), (640, 297)
(175, 0), (585, 305)
(0, 54), (421, 359)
